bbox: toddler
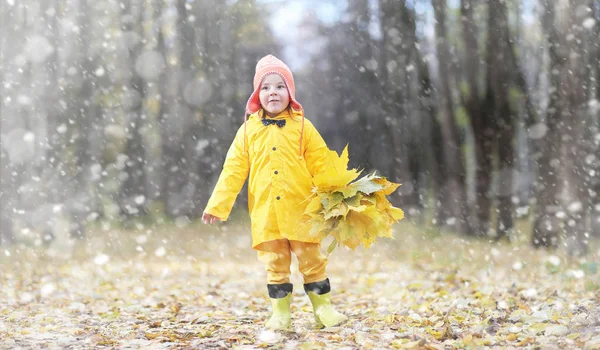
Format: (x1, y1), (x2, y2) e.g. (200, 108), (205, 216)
(202, 55), (347, 330)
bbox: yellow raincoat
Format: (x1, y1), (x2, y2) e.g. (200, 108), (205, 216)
(204, 108), (328, 249)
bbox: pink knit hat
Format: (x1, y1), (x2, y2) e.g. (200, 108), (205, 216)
(243, 54), (305, 158)
(245, 54), (303, 115)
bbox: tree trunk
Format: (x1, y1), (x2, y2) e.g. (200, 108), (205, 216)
(347, 0), (377, 172)
(197, 0), (231, 216)
(460, 0), (493, 236)
(159, 0), (190, 217)
(70, 0), (95, 238)
(0, 1), (20, 244)
(189, 0), (215, 216)
(118, 0), (149, 222)
(0, 2), (15, 242)
(532, 0), (564, 248)
(379, 0), (420, 217)
(43, 0), (62, 178)
(416, 58), (440, 226)
(403, 6), (427, 220)
(560, 0), (591, 256)
(140, 0), (163, 208)
(590, 0), (600, 237)
(489, 0), (516, 240)
(432, 0), (469, 234)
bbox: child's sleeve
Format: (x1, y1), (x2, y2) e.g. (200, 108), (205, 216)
(303, 120), (330, 177)
(203, 125), (250, 221)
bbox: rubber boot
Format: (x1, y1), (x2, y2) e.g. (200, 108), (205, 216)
(304, 278), (348, 328)
(265, 283), (293, 330)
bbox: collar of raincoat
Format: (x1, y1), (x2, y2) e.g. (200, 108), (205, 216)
(245, 107), (306, 158)
(254, 107), (302, 121)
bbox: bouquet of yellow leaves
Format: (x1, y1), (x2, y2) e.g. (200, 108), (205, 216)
(301, 145), (404, 253)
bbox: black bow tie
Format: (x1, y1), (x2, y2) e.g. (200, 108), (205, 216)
(262, 118), (286, 128)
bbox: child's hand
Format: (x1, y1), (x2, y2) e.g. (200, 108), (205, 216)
(202, 213), (221, 225)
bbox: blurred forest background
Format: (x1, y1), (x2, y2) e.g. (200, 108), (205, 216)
(0, 0), (599, 256)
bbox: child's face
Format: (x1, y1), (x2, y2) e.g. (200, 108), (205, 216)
(259, 74), (290, 117)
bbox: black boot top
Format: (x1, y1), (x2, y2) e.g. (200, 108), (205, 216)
(303, 278), (331, 295)
(267, 283), (293, 298)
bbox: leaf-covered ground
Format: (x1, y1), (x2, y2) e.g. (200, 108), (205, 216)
(1, 220), (599, 349)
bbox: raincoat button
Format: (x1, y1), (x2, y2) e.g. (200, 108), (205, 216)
(274, 171), (278, 174)
(272, 147), (276, 151)
(276, 196), (280, 200)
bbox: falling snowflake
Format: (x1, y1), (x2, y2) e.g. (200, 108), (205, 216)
(497, 300), (509, 309)
(567, 202), (583, 213)
(582, 17), (596, 29)
(134, 50), (166, 80)
(40, 284), (56, 298)
(20, 292), (35, 304)
(24, 35), (54, 63)
(257, 330), (280, 344)
(23, 132), (35, 143)
(94, 254), (110, 265)
(94, 67), (105, 77)
(521, 288), (538, 298)
(547, 255), (561, 266)
(136, 234), (148, 244)
(567, 270), (585, 279)
(154, 247), (166, 257)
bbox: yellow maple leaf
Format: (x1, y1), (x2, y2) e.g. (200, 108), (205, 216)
(312, 144), (361, 191)
(387, 206), (405, 221)
(337, 222), (355, 242)
(322, 192), (345, 212)
(306, 215), (331, 240)
(304, 195), (322, 215)
(324, 202), (349, 219)
(343, 235), (361, 250)
(361, 206), (386, 248)
(373, 177), (402, 195)
(347, 204), (367, 213)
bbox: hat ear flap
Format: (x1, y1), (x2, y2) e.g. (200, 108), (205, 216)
(289, 99), (302, 111)
(245, 88), (261, 115)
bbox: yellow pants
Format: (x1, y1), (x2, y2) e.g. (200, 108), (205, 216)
(257, 239), (328, 284)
